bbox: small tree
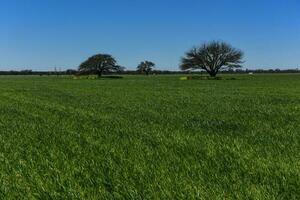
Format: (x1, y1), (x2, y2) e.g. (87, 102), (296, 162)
(79, 54), (121, 77)
(137, 61), (155, 75)
(180, 41), (243, 77)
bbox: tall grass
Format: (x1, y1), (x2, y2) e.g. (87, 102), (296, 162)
(0, 74), (299, 199)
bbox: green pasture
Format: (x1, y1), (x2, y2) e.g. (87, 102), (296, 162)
(0, 74), (299, 199)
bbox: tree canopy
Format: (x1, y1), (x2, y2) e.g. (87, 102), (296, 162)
(79, 54), (122, 77)
(180, 41), (244, 77)
(137, 61), (155, 75)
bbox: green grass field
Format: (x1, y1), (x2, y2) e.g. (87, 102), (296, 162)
(0, 74), (299, 199)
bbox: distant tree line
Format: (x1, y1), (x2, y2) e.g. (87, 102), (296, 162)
(0, 69), (75, 76)
(1, 41), (299, 77)
(0, 68), (299, 76)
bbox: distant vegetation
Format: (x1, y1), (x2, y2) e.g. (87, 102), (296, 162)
(137, 60), (155, 75)
(181, 41), (243, 77)
(0, 41), (299, 76)
(0, 68), (299, 76)
(78, 54), (123, 77)
(0, 68), (299, 77)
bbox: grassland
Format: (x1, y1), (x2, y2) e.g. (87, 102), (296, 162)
(0, 74), (299, 199)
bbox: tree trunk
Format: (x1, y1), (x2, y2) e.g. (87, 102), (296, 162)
(207, 70), (217, 77)
(97, 71), (102, 77)
(210, 73), (216, 77)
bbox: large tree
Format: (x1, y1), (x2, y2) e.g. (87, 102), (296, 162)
(180, 41), (243, 77)
(137, 61), (155, 75)
(79, 54), (122, 77)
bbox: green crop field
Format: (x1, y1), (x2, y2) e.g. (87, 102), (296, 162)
(0, 74), (299, 199)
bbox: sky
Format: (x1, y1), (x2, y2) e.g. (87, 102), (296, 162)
(0, 0), (299, 71)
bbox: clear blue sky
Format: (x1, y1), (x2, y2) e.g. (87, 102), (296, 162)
(0, 0), (299, 71)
